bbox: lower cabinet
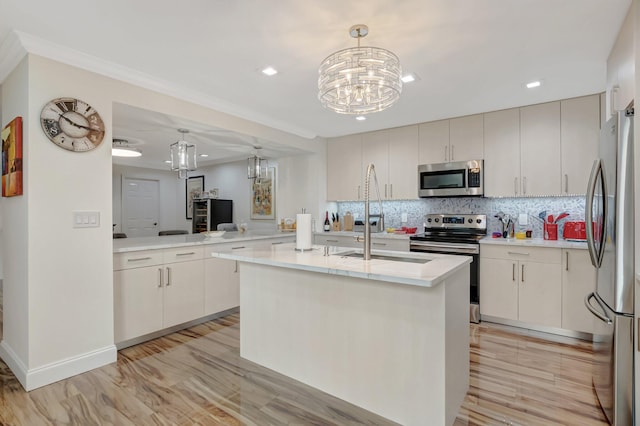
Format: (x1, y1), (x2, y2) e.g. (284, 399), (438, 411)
(314, 233), (410, 252)
(204, 257), (239, 316)
(561, 248), (596, 334)
(163, 258), (205, 328)
(480, 245), (562, 328)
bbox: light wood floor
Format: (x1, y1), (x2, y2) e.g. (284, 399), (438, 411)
(0, 291), (609, 425)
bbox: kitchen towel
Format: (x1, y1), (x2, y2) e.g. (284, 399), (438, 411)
(296, 213), (312, 250)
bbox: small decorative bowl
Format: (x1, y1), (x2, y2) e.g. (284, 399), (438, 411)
(202, 230), (226, 238)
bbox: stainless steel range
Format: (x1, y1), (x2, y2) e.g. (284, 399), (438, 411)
(409, 213), (487, 323)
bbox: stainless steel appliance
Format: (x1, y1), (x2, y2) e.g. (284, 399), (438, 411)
(410, 213), (487, 323)
(192, 198), (233, 233)
(418, 159), (484, 198)
(584, 107), (634, 426)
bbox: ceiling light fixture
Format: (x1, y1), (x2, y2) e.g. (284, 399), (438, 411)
(199, 154), (209, 158)
(318, 24), (402, 115)
(401, 74), (416, 83)
(247, 146), (268, 182)
(355, 116), (367, 121)
(170, 128), (197, 179)
(112, 138), (141, 157)
(262, 66), (278, 76)
(526, 80), (541, 89)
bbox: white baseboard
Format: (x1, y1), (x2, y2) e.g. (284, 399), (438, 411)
(0, 340), (117, 391)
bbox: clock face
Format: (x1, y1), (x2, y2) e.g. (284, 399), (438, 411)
(40, 97), (105, 152)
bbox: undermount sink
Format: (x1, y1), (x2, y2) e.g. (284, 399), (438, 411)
(335, 251), (430, 264)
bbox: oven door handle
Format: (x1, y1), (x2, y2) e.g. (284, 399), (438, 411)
(410, 240), (479, 254)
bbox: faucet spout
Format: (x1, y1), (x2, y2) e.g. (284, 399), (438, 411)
(364, 163), (384, 261)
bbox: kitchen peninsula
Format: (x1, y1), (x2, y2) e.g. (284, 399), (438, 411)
(214, 243), (471, 425)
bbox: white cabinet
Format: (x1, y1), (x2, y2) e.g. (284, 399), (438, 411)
(314, 233), (410, 252)
(561, 249), (596, 334)
(520, 101), (561, 196)
(483, 108), (521, 197)
(362, 130), (390, 197)
(327, 134), (362, 200)
(163, 255), (204, 328)
(606, 8), (634, 116)
(560, 95), (600, 195)
(388, 125), (419, 199)
(480, 245), (562, 328)
(204, 257), (239, 315)
(418, 115), (483, 164)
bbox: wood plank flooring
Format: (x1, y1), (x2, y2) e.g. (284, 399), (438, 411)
(0, 289), (609, 425)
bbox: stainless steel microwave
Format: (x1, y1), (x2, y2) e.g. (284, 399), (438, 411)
(418, 159), (484, 197)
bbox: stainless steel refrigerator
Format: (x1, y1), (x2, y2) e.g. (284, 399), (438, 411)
(584, 107), (634, 425)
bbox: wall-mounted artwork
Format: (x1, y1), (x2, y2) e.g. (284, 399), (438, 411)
(2, 117), (23, 197)
(251, 167), (275, 220)
(186, 175), (205, 220)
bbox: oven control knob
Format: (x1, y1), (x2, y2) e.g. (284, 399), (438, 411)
(476, 219), (482, 224)
(427, 218), (432, 223)
(434, 218), (439, 223)
(468, 218), (473, 224)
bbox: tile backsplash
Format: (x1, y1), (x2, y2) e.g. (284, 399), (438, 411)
(337, 196), (585, 239)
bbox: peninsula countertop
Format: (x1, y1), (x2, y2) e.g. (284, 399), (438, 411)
(212, 242), (471, 288)
(113, 230), (295, 253)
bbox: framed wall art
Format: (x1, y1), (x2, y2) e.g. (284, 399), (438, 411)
(2, 117), (23, 197)
(186, 175), (205, 220)
(250, 167), (275, 220)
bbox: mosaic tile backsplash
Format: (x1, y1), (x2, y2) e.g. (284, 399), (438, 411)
(337, 196), (586, 239)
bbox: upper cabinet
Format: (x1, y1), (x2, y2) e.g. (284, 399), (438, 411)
(362, 130), (390, 196)
(327, 134), (362, 201)
(418, 115), (483, 164)
(606, 4), (634, 117)
(520, 101), (561, 196)
(388, 125), (419, 199)
(560, 95), (600, 195)
(484, 108), (521, 197)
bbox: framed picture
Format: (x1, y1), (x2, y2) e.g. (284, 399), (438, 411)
(2, 117), (23, 197)
(186, 175), (205, 220)
(250, 167), (275, 220)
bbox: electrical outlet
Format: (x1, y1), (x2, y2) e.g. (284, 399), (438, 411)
(401, 213), (408, 223)
(518, 213), (528, 226)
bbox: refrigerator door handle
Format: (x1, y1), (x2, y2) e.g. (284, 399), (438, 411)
(584, 292), (613, 324)
(585, 159), (606, 268)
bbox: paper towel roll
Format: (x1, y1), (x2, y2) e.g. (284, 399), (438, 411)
(296, 213), (312, 250)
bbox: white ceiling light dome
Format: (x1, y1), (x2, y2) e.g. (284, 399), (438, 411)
(112, 138), (141, 157)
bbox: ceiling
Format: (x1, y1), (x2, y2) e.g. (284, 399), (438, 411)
(0, 0), (632, 168)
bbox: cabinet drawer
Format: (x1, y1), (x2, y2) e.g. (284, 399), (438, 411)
(315, 234), (358, 247)
(163, 246), (204, 263)
(114, 250), (163, 271)
(481, 244), (561, 264)
(370, 238), (410, 252)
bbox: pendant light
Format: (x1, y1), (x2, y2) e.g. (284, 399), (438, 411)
(170, 128), (197, 179)
(247, 146), (268, 182)
(318, 24), (402, 115)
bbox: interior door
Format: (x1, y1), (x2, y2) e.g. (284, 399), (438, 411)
(123, 177), (160, 237)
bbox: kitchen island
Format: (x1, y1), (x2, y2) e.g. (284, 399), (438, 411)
(214, 243), (471, 425)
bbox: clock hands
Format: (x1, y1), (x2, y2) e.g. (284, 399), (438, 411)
(58, 113), (99, 132)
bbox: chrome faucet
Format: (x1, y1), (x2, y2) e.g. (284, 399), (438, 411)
(363, 163), (384, 260)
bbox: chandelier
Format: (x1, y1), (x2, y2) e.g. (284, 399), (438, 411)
(318, 24), (402, 115)
(170, 128), (197, 179)
(247, 147), (268, 182)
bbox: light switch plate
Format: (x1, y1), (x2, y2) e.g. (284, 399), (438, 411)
(73, 211), (100, 228)
(401, 213), (408, 222)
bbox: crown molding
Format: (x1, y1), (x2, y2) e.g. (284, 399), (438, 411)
(1, 30), (317, 139)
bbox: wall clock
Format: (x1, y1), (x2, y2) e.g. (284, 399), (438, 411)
(40, 97), (105, 152)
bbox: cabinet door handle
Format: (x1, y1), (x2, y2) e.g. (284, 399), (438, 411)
(271, 241), (284, 245)
(234, 260), (238, 273)
(357, 185), (361, 200)
(158, 268), (163, 288)
(128, 256), (152, 262)
(444, 145), (448, 162)
(166, 267), (171, 286)
(521, 264), (525, 282)
(232, 246), (246, 250)
(384, 183), (388, 198)
(514, 177), (518, 195)
(451, 145), (455, 161)
(390, 184), (393, 198)
(566, 251), (569, 271)
(326, 239), (339, 243)
(522, 177), (527, 195)
(564, 174), (569, 193)
(512, 263), (516, 281)
(372, 242), (387, 247)
(176, 252), (195, 256)
(508, 251), (529, 256)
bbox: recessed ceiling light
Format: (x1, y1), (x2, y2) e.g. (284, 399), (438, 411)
(112, 139), (142, 157)
(199, 154), (209, 158)
(164, 160), (171, 164)
(262, 67), (278, 76)
(401, 74), (416, 83)
(355, 116), (366, 121)
(526, 81), (541, 89)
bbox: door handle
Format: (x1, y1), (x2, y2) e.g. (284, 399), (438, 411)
(521, 264), (524, 282)
(390, 183), (393, 198)
(234, 260), (238, 273)
(564, 174), (569, 193)
(384, 183), (388, 198)
(451, 145), (455, 161)
(512, 263), (515, 281)
(584, 292), (612, 324)
(444, 145), (448, 162)
(514, 177), (518, 195)
(522, 176), (527, 195)
(158, 268), (163, 288)
(166, 267), (171, 286)
(565, 251), (569, 271)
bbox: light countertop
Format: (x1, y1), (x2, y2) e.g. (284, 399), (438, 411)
(213, 242), (471, 288)
(113, 230), (294, 253)
(480, 236), (588, 250)
(314, 231), (412, 240)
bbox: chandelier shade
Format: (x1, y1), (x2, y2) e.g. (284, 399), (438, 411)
(170, 129), (197, 179)
(247, 148), (268, 181)
(318, 25), (402, 115)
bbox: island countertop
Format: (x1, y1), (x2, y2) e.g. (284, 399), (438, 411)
(213, 242), (470, 288)
(113, 230), (294, 253)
